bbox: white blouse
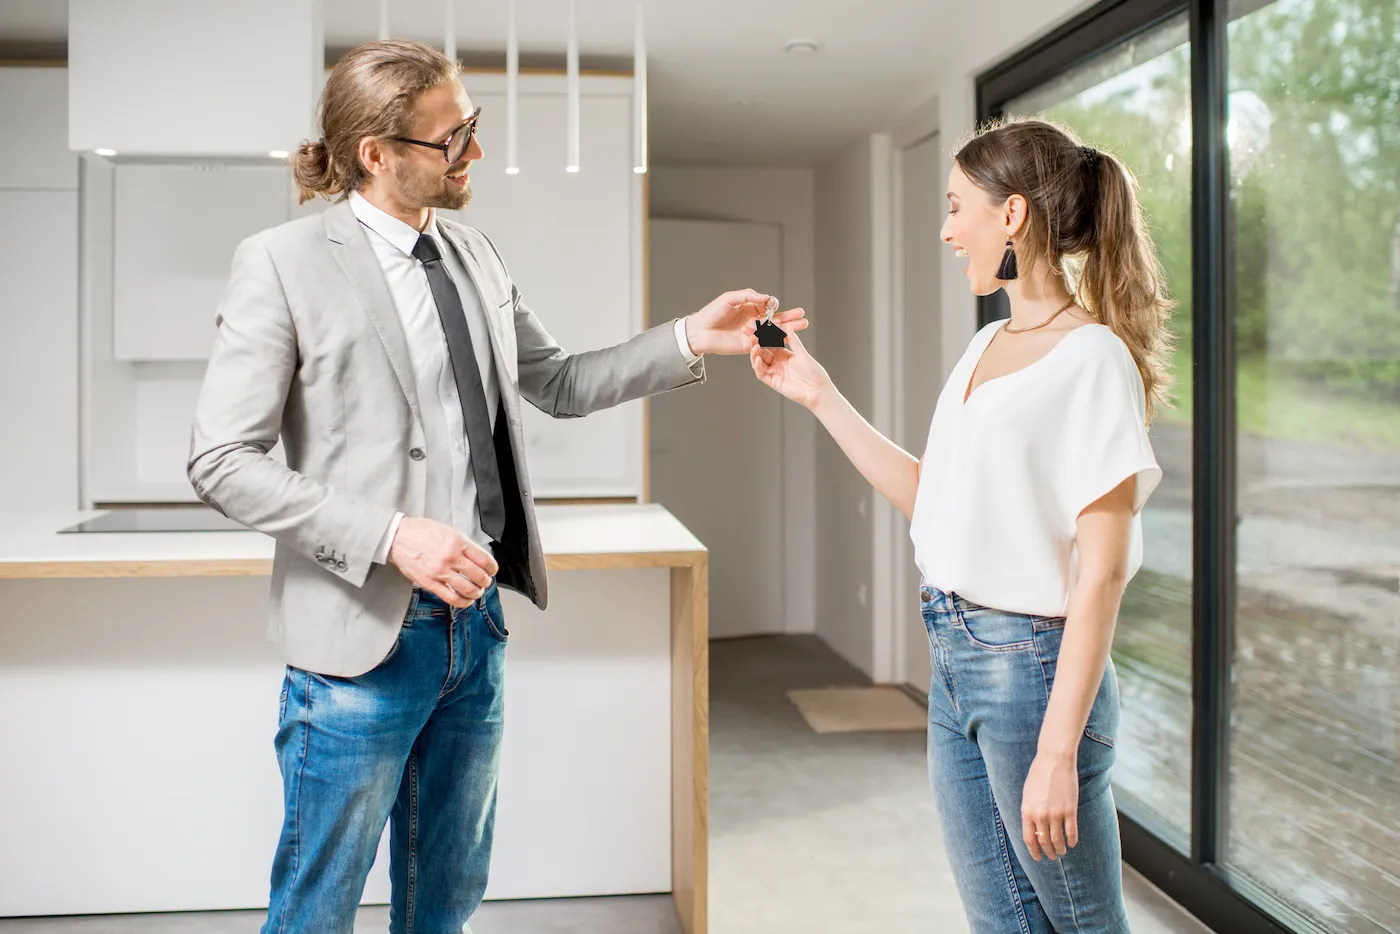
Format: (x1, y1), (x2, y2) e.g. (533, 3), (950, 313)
(910, 320), (1162, 617)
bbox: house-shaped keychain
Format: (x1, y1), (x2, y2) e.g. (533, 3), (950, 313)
(755, 296), (788, 348)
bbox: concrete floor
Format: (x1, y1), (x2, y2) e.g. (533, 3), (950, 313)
(708, 634), (1213, 934)
(0, 635), (1212, 934)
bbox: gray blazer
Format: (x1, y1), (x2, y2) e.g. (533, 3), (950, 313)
(188, 200), (704, 677)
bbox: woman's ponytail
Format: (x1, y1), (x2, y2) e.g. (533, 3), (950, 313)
(1077, 150), (1174, 423)
(955, 118), (1176, 424)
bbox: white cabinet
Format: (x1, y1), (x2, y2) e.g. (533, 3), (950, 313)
(68, 0), (322, 157)
(0, 68), (79, 190)
(113, 163), (292, 361)
(0, 191), (79, 510)
(82, 73), (645, 503)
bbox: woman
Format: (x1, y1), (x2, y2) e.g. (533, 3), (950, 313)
(748, 117), (1171, 932)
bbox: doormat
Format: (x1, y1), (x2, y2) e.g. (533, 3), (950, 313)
(786, 686), (926, 734)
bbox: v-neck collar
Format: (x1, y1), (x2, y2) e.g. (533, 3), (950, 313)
(961, 322), (1104, 405)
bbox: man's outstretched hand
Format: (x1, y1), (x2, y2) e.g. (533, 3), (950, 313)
(683, 289), (807, 357)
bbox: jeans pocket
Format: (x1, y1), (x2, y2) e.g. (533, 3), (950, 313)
(480, 587), (509, 643)
(956, 603), (1035, 651)
(1084, 727), (1117, 748)
(278, 670), (291, 722)
(1083, 661), (1120, 749)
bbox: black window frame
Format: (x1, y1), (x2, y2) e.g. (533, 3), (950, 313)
(975, 2), (1333, 932)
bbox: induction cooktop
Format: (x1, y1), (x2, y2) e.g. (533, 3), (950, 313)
(59, 507), (252, 534)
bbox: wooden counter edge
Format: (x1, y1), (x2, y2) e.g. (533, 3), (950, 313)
(670, 555), (709, 934)
(0, 550), (706, 579)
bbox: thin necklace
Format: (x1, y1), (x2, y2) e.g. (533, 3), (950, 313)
(1003, 298), (1076, 334)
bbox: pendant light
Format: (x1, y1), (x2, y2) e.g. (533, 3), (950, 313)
(444, 0), (456, 62)
(633, 1), (647, 174)
(566, 0), (581, 173)
(506, 0), (520, 174)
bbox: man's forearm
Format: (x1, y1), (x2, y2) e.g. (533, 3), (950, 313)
(189, 440), (397, 587)
(518, 317), (704, 418)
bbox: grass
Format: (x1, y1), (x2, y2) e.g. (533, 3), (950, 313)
(1158, 347), (1400, 451)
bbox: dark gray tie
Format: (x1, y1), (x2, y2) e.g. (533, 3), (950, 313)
(412, 233), (507, 542)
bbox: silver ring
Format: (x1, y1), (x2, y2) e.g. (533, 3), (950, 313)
(1034, 831), (1045, 837)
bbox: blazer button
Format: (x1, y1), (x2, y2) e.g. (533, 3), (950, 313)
(336, 559), (348, 571)
(409, 447), (426, 461)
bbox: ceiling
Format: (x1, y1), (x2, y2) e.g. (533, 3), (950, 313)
(2, 0), (958, 167)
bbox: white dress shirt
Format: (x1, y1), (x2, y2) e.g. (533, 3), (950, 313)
(349, 191), (699, 564)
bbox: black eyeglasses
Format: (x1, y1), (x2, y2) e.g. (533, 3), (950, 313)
(390, 107), (482, 163)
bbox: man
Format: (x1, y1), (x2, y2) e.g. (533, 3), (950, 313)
(187, 39), (806, 934)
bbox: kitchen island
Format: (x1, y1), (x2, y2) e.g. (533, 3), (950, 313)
(0, 504), (709, 934)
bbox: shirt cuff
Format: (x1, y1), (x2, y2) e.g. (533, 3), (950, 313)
(373, 512), (405, 564)
(674, 317), (700, 363)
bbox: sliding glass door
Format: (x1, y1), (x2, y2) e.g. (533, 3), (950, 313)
(979, 0), (1400, 931)
(1223, 1), (1400, 929)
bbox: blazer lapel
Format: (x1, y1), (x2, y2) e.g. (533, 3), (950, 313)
(324, 201), (423, 424)
(439, 222), (517, 387)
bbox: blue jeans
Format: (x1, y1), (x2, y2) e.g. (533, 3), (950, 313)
(263, 584), (509, 934)
(921, 586), (1130, 934)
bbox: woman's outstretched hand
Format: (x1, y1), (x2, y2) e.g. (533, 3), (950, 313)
(747, 325), (831, 410)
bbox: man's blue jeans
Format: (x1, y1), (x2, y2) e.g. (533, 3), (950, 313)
(262, 584), (509, 934)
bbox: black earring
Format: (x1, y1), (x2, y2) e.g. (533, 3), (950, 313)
(996, 239), (1018, 280)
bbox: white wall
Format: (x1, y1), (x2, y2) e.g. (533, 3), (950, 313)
(812, 139), (882, 674)
(650, 167), (818, 636)
(805, 0), (1092, 679)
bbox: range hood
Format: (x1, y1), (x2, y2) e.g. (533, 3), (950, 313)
(67, 0), (324, 157)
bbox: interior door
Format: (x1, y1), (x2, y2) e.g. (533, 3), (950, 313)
(649, 218), (785, 639)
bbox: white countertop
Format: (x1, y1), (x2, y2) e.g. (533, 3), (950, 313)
(0, 504), (705, 578)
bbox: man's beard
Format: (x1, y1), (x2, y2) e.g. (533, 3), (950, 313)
(395, 163), (473, 211)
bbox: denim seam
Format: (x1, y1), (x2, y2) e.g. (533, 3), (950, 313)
(991, 791), (1034, 934)
(1032, 628), (1056, 715)
(931, 613), (960, 714)
(406, 749), (419, 933)
(1053, 845), (1085, 931)
(273, 670), (312, 934)
(439, 614), (458, 700)
(442, 608), (471, 696)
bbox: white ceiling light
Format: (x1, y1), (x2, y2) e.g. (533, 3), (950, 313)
(632, 2), (647, 175)
(378, 0), (389, 41)
(783, 38), (822, 55)
(506, 0), (520, 175)
(566, 0), (581, 173)
(444, 0), (456, 62)
(269, 150), (290, 158)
